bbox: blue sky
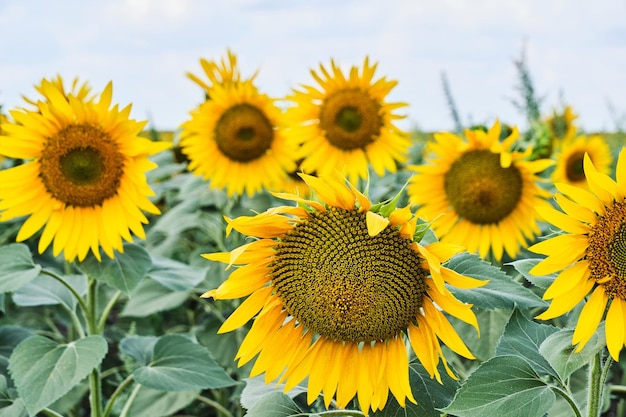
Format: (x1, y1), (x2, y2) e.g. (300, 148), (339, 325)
(1, 0), (625, 132)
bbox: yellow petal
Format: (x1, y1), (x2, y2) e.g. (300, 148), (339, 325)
(573, 286), (608, 350)
(605, 299), (625, 361)
(218, 286), (273, 333)
(536, 279), (594, 320)
(543, 261), (590, 300)
(535, 205), (590, 234)
(366, 211), (389, 237)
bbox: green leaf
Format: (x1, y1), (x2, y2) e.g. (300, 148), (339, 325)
(8, 335), (107, 416)
(125, 387), (199, 417)
(539, 324), (606, 380)
(0, 326), (35, 383)
(452, 309), (512, 362)
(120, 278), (189, 317)
(0, 399), (27, 417)
(147, 256), (206, 292)
(446, 253), (547, 310)
(12, 274), (87, 310)
(77, 243), (152, 294)
(120, 336), (159, 366)
(495, 310), (559, 378)
(244, 391), (302, 417)
(240, 376), (307, 411)
(442, 356), (556, 417)
(132, 334), (237, 391)
(508, 258), (556, 290)
(0, 244), (42, 293)
(373, 360), (459, 417)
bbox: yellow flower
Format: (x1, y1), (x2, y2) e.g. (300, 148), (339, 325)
(530, 148), (626, 361)
(546, 105), (578, 142)
(552, 135), (613, 189)
(180, 81), (297, 197)
(0, 77), (170, 262)
(186, 49), (254, 95)
(408, 121), (553, 261)
(286, 57), (410, 183)
(21, 75), (93, 108)
(203, 174), (485, 415)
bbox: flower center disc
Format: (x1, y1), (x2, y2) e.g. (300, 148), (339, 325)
(40, 124), (124, 207)
(214, 103), (274, 162)
(588, 201), (626, 300)
(565, 151), (586, 183)
(444, 149), (523, 224)
(319, 89), (382, 150)
(272, 208), (427, 343)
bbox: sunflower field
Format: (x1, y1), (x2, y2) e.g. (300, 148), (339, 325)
(0, 50), (625, 417)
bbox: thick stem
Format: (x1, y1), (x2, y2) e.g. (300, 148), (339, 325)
(87, 278), (103, 417)
(586, 351), (604, 417)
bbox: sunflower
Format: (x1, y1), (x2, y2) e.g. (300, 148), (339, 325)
(186, 49), (254, 96)
(179, 81), (297, 197)
(552, 135), (613, 189)
(0, 77), (170, 262)
(286, 57), (411, 183)
(408, 121), (553, 262)
(203, 174), (484, 415)
(546, 105), (578, 142)
(530, 148), (626, 361)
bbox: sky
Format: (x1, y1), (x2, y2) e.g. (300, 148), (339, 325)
(1, 0), (625, 133)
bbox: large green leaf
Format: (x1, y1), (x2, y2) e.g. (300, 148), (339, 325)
(132, 334), (237, 391)
(12, 274), (87, 310)
(125, 387), (199, 417)
(495, 310), (559, 378)
(120, 335), (159, 366)
(120, 278), (189, 317)
(539, 324), (606, 380)
(77, 243), (151, 294)
(0, 326), (35, 384)
(147, 256), (206, 292)
(446, 253), (547, 310)
(508, 258), (556, 290)
(239, 377), (307, 411)
(8, 335), (107, 416)
(0, 244), (41, 293)
(373, 360), (459, 417)
(244, 392), (302, 417)
(442, 355), (556, 417)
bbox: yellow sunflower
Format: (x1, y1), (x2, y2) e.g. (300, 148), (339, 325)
(203, 174), (485, 415)
(546, 105), (578, 142)
(552, 134), (613, 189)
(530, 148), (626, 361)
(179, 81), (297, 197)
(408, 121), (553, 262)
(186, 49), (254, 95)
(286, 57), (411, 183)
(0, 77), (170, 262)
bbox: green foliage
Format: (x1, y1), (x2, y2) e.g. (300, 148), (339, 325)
(8, 335), (107, 415)
(0, 244), (41, 293)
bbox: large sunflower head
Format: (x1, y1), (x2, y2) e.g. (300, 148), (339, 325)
(546, 105), (578, 142)
(0, 77), (171, 262)
(408, 120), (553, 262)
(530, 148), (626, 361)
(203, 174), (485, 414)
(179, 80), (297, 197)
(186, 49), (255, 97)
(285, 57), (411, 183)
(552, 134), (613, 189)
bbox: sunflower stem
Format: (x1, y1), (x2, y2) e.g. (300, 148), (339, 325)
(87, 277), (104, 417)
(586, 351), (606, 417)
(552, 386), (582, 417)
(196, 395), (234, 417)
(41, 268), (89, 328)
(119, 383), (142, 417)
(102, 374), (134, 417)
(97, 289), (122, 333)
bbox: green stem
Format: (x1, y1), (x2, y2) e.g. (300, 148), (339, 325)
(97, 290), (122, 333)
(102, 375), (134, 417)
(87, 277), (103, 417)
(41, 269), (89, 317)
(197, 395), (234, 417)
(41, 408), (65, 417)
(586, 351), (604, 417)
(119, 383), (142, 417)
(552, 386), (582, 417)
